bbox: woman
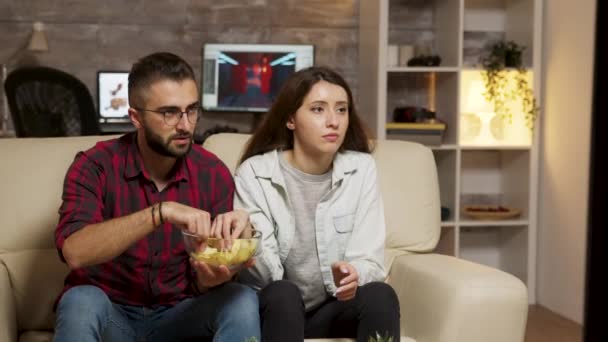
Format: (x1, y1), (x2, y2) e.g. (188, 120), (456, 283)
(233, 66), (400, 341)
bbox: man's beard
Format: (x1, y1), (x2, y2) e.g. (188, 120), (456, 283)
(143, 125), (192, 158)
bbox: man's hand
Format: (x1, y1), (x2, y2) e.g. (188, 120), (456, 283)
(210, 209), (252, 239)
(162, 201), (212, 238)
(331, 261), (359, 301)
(191, 258), (255, 289)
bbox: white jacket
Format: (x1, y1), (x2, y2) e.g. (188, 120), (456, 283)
(234, 149), (387, 294)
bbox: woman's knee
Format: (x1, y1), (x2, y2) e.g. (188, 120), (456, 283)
(358, 282), (400, 312)
(260, 280), (301, 303)
(259, 280), (304, 313)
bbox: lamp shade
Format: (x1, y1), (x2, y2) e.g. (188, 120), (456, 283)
(27, 22), (49, 52)
(464, 80), (493, 114)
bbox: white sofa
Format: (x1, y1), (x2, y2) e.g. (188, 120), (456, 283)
(0, 133), (528, 342)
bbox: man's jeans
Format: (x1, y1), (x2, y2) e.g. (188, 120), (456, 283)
(53, 283), (261, 342)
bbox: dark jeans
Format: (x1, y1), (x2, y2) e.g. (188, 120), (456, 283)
(258, 280), (400, 342)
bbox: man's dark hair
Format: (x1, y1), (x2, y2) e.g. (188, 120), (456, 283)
(128, 52), (196, 107)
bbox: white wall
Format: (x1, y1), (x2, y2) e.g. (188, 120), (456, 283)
(538, 0), (596, 324)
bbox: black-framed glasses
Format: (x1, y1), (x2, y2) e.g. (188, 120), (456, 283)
(134, 106), (201, 126)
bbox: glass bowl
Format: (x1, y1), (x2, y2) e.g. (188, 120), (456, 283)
(182, 229), (261, 268)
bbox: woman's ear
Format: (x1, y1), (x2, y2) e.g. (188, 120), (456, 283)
(286, 117), (295, 130)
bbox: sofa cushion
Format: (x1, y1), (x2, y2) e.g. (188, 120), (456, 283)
(372, 140), (440, 252)
(0, 249), (69, 330)
(0, 135), (120, 251)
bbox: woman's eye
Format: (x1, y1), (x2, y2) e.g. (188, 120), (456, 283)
(337, 107), (348, 114)
(311, 106), (323, 113)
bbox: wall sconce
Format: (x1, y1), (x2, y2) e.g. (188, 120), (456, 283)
(27, 22), (50, 52)
(459, 70), (532, 147)
(2, 21), (49, 136)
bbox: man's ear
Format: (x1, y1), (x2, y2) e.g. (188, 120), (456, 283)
(129, 108), (143, 129)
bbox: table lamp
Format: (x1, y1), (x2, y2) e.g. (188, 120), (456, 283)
(461, 79), (501, 145)
(1, 21), (50, 136)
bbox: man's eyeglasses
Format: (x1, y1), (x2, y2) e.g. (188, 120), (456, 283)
(134, 106), (201, 126)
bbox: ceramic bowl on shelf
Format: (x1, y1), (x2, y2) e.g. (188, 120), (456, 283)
(462, 205), (521, 220)
(182, 229), (261, 268)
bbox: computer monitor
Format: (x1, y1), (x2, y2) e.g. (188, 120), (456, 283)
(201, 43), (314, 112)
(97, 71), (130, 123)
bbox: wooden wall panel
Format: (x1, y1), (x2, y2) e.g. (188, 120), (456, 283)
(0, 0), (364, 134)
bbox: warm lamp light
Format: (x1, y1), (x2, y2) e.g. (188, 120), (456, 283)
(463, 80), (500, 145)
(460, 70), (532, 147)
(2, 21), (50, 135)
(27, 22), (49, 52)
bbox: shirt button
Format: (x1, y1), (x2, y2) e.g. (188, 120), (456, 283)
(154, 251), (159, 256)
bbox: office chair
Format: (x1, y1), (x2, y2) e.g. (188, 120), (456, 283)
(4, 66), (99, 137)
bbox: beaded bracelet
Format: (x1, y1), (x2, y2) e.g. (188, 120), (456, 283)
(151, 205), (158, 227)
(159, 201), (165, 224)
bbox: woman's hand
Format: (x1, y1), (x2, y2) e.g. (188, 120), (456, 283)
(331, 261), (359, 301)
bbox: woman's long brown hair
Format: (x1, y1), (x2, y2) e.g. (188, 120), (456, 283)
(238, 66), (371, 165)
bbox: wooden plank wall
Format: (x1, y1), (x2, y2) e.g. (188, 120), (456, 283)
(0, 0), (359, 134)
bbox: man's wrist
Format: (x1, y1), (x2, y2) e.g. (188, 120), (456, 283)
(192, 280), (210, 296)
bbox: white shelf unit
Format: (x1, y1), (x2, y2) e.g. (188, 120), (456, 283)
(359, 0), (542, 304)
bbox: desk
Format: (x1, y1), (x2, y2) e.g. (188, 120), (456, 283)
(0, 129), (16, 138)
(99, 122), (135, 135)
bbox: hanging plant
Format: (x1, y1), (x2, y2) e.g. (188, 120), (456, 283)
(480, 41), (539, 131)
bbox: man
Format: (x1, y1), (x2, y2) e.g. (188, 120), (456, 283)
(53, 52), (260, 342)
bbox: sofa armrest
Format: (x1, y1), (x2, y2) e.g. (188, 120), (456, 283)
(386, 253), (528, 342)
(0, 259), (18, 342)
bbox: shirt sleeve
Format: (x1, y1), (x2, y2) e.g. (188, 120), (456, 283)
(344, 156), (387, 285)
(233, 161), (285, 289)
(55, 152), (105, 262)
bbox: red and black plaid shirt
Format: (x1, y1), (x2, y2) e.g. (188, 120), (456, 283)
(55, 132), (234, 308)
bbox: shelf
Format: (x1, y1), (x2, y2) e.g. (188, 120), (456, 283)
(386, 72), (459, 144)
(463, 0), (535, 68)
(430, 144), (458, 150)
(460, 219), (529, 227)
(460, 149), (530, 219)
(387, 66), (460, 73)
(388, 0), (461, 67)
(460, 67), (534, 72)
(460, 145), (532, 151)
(360, 0), (540, 304)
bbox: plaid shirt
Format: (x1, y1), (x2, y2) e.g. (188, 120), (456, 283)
(55, 132), (234, 308)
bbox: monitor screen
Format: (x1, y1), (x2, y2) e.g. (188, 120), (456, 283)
(201, 43), (314, 112)
(97, 71), (130, 123)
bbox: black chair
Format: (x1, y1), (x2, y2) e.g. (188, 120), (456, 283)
(4, 66), (99, 137)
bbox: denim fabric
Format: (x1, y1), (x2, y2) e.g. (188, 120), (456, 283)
(54, 283), (260, 342)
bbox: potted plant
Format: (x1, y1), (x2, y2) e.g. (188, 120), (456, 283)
(368, 332), (394, 342)
(480, 40), (539, 131)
